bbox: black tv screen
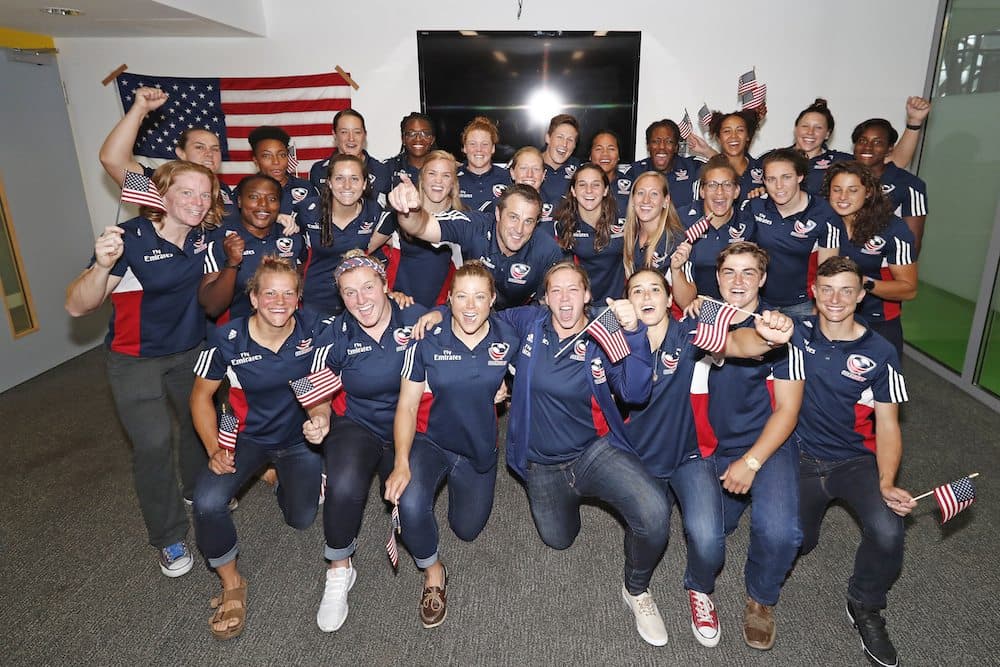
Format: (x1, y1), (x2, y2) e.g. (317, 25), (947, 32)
(417, 30), (641, 164)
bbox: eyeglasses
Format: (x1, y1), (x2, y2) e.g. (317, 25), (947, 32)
(704, 181), (736, 192)
(404, 130), (433, 139)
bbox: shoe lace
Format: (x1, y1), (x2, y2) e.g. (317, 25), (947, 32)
(690, 592), (715, 624)
(422, 587), (445, 612)
(325, 569), (351, 595)
(634, 594), (658, 617)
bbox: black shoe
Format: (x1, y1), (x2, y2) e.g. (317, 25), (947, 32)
(847, 601), (898, 667)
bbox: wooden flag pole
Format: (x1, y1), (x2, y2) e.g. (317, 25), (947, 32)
(102, 64), (127, 86)
(335, 66), (359, 90)
(912, 472), (979, 502)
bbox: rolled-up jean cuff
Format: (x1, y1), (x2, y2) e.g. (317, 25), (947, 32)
(414, 551), (439, 569)
(207, 543), (239, 569)
(325, 539), (358, 562)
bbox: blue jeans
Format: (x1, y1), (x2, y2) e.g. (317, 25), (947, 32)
(106, 346), (207, 549)
(322, 416), (395, 561)
(799, 453), (904, 610)
(714, 440), (803, 606)
(194, 440), (322, 568)
(657, 455), (725, 594)
(398, 435), (497, 568)
(525, 437), (670, 595)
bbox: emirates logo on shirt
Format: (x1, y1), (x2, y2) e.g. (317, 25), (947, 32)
(291, 187), (309, 203)
(862, 236), (887, 255)
(791, 219), (817, 238)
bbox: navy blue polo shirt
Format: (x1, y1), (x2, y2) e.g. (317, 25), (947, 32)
(296, 197), (393, 315)
(793, 316), (907, 460)
(401, 311), (519, 472)
(801, 147), (852, 195)
(458, 163), (512, 212)
(310, 301), (428, 441)
(630, 228), (685, 277)
(839, 216), (916, 322)
(744, 194), (844, 307)
(680, 205), (757, 300)
(195, 310), (322, 448)
(387, 154), (421, 188)
(624, 155), (701, 211)
(102, 215), (209, 357)
(539, 158), (581, 210)
(879, 162), (928, 218)
(437, 209), (564, 309)
(309, 150), (391, 205)
(606, 164), (635, 217)
(707, 304), (806, 455)
(554, 216), (625, 302)
(204, 218), (307, 321)
(624, 319), (703, 478)
(234, 175), (317, 216)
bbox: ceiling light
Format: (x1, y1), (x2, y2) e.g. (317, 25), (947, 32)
(41, 7), (84, 16)
(459, 30), (479, 37)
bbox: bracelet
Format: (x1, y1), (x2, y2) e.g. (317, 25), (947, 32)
(905, 123), (922, 131)
(224, 262), (241, 271)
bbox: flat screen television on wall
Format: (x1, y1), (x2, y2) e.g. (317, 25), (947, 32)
(416, 30), (641, 164)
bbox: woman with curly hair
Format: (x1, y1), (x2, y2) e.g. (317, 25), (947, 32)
(553, 162), (623, 303)
(823, 161), (918, 356)
(688, 109), (764, 201)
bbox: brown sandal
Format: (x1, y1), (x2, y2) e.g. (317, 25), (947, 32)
(209, 578), (248, 640)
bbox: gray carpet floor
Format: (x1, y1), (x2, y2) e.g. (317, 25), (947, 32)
(1, 347), (998, 666)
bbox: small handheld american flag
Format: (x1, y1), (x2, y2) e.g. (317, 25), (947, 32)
(217, 411), (238, 452)
(684, 215), (713, 244)
(287, 143), (299, 176)
(737, 68), (757, 95)
(586, 306), (632, 364)
(386, 504), (401, 570)
(698, 104), (713, 130)
(933, 476), (977, 523)
(677, 109), (693, 141)
(692, 299), (739, 354)
(289, 367), (342, 408)
(121, 170), (166, 212)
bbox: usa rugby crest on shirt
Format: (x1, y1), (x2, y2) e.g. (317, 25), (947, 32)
(610, 218), (625, 237)
(509, 263), (531, 284)
(393, 326), (413, 351)
(570, 339), (588, 361)
(590, 358), (607, 383)
(842, 353), (877, 382)
(492, 183), (508, 198)
(276, 237), (295, 257)
(861, 236), (887, 255)
(617, 178), (632, 195)
(791, 219), (817, 238)
(660, 350), (679, 375)
(750, 168), (764, 184)
(291, 187), (309, 204)
(295, 337), (314, 357)
(729, 223), (747, 242)
(488, 341), (511, 366)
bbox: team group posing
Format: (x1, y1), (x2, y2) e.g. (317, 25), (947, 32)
(65, 86), (932, 666)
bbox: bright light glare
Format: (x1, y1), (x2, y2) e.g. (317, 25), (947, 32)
(527, 88), (563, 125)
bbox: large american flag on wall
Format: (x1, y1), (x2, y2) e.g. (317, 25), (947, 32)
(115, 71), (351, 186)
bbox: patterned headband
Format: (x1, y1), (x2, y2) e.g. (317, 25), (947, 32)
(333, 254), (386, 284)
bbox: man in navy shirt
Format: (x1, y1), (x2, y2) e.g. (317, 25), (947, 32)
(794, 256), (914, 667)
(388, 179), (564, 309)
(705, 242), (806, 652)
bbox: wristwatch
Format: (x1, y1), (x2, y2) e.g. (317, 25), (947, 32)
(743, 454), (762, 472)
(863, 279), (876, 292)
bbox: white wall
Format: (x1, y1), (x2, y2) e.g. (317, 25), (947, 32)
(55, 0), (940, 236)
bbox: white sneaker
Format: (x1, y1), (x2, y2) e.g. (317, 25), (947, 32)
(621, 584), (668, 646)
(317, 563), (356, 632)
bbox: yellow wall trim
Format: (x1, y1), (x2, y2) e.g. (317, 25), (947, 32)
(0, 27), (55, 50)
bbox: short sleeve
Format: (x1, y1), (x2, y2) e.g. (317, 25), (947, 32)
(401, 339), (427, 383)
(194, 327), (232, 381)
